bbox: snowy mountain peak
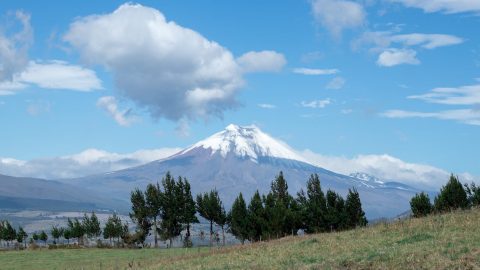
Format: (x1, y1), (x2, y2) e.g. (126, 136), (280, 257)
(179, 124), (307, 163)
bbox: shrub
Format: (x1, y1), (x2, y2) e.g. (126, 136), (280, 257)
(410, 192), (432, 218)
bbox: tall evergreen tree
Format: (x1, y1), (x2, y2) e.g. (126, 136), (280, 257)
(302, 174), (327, 233)
(83, 212), (101, 240)
(179, 178), (198, 246)
(196, 189), (223, 246)
(129, 188), (151, 246)
(410, 192), (432, 218)
(159, 173), (182, 247)
(434, 174), (468, 212)
(345, 188), (367, 228)
(67, 217), (85, 245)
(228, 193), (249, 244)
(248, 191), (266, 242)
(145, 182), (161, 247)
(325, 190), (347, 231)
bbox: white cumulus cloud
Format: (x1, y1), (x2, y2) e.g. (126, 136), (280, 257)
(64, 3), (285, 122)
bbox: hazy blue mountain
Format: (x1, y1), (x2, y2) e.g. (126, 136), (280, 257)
(0, 174), (127, 212)
(65, 124), (420, 219)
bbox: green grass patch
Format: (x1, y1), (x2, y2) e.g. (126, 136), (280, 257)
(1, 209), (480, 269)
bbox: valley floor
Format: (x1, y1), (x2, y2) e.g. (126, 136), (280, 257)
(1, 208), (480, 269)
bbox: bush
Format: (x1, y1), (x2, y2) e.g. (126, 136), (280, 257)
(410, 192), (432, 218)
(434, 174), (468, 212)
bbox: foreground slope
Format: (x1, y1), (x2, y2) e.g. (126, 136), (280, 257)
(2, 208), (479, 269)
(67, 124), (419, 218)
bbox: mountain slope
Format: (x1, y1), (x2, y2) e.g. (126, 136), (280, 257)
(66, 124), (419, 218)
(0, 174), (127, 211)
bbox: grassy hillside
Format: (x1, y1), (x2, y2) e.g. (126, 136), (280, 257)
(1, 208), (480, 269)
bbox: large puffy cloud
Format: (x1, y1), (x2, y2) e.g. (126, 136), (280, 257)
(391, 0), (480, 14)
(64, 3), (285, 122)
(311, 0), (366, 38)
(0, 148), (181, 179)
(302, 150), (479, 190)
(0, 11), (32, 82)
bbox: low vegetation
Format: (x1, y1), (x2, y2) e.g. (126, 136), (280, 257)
(0, 208), (479, 269)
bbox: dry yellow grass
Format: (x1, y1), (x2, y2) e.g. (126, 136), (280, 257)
(1, 208), (479, 269)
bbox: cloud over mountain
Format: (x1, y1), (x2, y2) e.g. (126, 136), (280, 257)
(64, 3), (285, 122)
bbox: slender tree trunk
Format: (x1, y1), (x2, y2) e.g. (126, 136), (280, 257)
(222, 226), (225, 246)
(153, 217), (158, 248)
(209, 220), (213, 247)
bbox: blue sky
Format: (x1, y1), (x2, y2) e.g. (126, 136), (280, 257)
(0, 0), (479, 187)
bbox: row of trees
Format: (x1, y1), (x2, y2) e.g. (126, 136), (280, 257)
(127, 171), (367, 247)
(410, 174), (480, 218)
(228, 173), (367, 243)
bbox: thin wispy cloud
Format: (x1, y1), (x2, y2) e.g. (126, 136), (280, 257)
(382, 109), (480, 126)
(391, 0), (480, 14)
(293, 68), (339, 75)
(258, 103), (276, 109)
(301, 99), (332, 108)
(326, 77), (346, 89)
(97, 96), (138, 127)
(408, 84), (480, 105)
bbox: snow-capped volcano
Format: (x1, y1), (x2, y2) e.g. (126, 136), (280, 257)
(65, 124), (421, 219)
(178, 124), (307, 163)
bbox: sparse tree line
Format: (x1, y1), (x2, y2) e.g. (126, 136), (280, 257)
(410, 174), (480, 218)
(0, 171), (368, 250)
(126, 171), (367, 247)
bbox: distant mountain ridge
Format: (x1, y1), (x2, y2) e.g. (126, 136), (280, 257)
(61, 124), (420, 219)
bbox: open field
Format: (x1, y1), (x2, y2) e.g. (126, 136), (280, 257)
(1, 208), (480, 269)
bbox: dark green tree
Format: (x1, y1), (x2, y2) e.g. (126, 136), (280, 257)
(465, 182), (480, 207)
(16, 226), (28, 248)
(302, 174), (328, 233)
(103, 213), (124, 246)
(32, 232), (39, 244)
(1, 220), (16, 247)
(129, 188), (151, 246)
(345, 188), (367, 228)
(51, 226), (64, 245)
(196, 189), (223, 246)
(159, 173), (182, 248)
(434, 174), (468, 212)
(410, 192), (433, 217)
(63, 229), (71, 244)
(325, 190), (347, 231)
(228, 193), (249, 244)
(145, 182), (161, 248)
(67, 218), (85, 245)
(39, 230), (48, 246)
(178, 177), (198, 247)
